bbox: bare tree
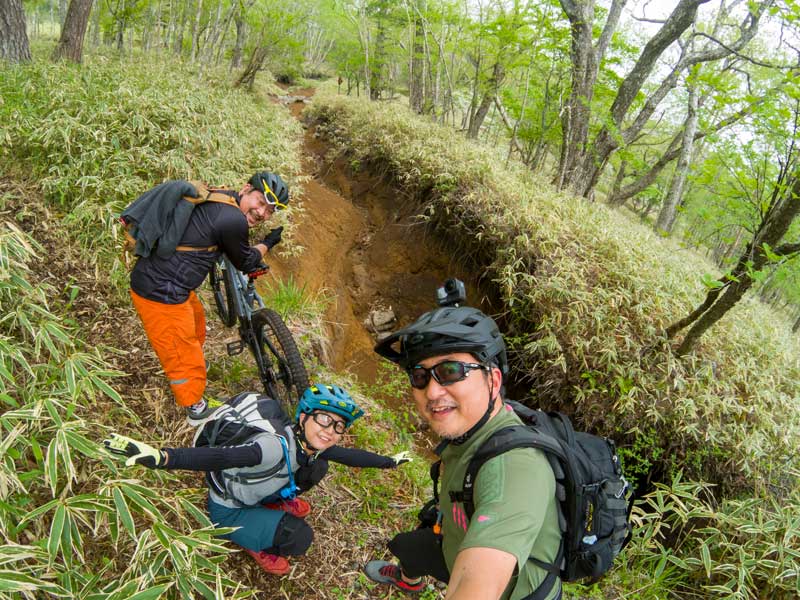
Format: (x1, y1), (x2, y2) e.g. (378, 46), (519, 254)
(559, 0), (770, 198)
(655, 74), (699, 233)
(554, 0), (627, 189)
(51, 0), (94, 62)
(0, 0), (32, 63)
(408, 7), (425, 113)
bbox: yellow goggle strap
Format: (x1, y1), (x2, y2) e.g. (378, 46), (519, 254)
(262, 178), (288, 210)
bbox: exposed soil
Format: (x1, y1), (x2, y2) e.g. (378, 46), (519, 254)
(266, 89), (481, 385)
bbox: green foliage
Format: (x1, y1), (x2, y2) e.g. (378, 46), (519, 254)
(622, 473), (800, 600)
(0, 52), (301, 267)
(0, 218), (250, 599)
(260, 275), (330, 321)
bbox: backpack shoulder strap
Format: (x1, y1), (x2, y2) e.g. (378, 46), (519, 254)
(452, 425), (565, 599)
(174, 182), (238, 252)
(185, 180), (239, 207)
(452, 425), (564, 520)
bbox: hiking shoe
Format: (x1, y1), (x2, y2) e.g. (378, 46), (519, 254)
(364, 561), (425, 593)
(185, 397), (225, 426)
(262, 497), (311, 518)
(244, 549), (290, 575)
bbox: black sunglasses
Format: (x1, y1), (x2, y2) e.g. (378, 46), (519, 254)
(310, 411), (347, 434)
(408, 360), (489, 390)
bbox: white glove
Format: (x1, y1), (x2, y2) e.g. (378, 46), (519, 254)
(391, 451), (413, 466)
(104, 433), (164, 468)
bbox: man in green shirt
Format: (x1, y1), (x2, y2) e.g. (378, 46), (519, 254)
(365, 304), (562, 600)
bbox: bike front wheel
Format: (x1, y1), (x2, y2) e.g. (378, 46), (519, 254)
(251, 309), (310, 412)
(210, 260), (237, 327)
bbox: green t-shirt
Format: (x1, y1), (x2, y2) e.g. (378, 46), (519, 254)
(439, 405), (562, 600)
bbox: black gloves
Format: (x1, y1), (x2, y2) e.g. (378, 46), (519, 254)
(262, 226), (283, 250)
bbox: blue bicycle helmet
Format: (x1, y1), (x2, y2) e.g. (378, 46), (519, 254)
(295, 384), (364, 427)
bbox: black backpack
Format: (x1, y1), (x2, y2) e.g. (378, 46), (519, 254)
(432, 400), (633, 594)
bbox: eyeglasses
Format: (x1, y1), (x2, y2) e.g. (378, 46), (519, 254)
(408, 360), (489, 390)
(310, 411), (347, 434)
(261, 179), (288, 210)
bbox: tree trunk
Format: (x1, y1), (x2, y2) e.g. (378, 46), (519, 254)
(467, 61), (505, 139)
(0, 0), (32, 63)
(494, 96), (524, 161)
(655, 80), (699, 233)
(234, 44), (268, 89)
(190, 0), (203, 63)
(52, 0), (93, 62)
(409, 15), (424, 114)
(675, 276), (752, 354)
(174, 0), (189, 55)
(370, 6), (387, 100)
(668, 174), (800, 354)
(230, 10), (245, 70)
(114, 0), (126, 54)
(91, 0), (101, 46)
(793, 314), (800, 333)
(59, 0), (68, 26)
(607, 160), (628, 206)
(555, 0), (627, 189)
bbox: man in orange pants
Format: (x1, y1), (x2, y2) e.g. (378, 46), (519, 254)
(125, 171), (289, 424)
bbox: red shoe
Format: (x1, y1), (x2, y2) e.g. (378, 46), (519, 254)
(262, 497), (311, 518)
(245, 549), (290, 575)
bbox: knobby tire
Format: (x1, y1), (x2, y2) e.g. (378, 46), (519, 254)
(251, 308), (310, 413)
(210, 261), (237, 327)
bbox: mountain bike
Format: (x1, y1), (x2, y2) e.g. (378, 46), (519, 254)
(208, 256), (310, 412)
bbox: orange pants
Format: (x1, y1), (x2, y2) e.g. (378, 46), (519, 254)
(130, 289), (207, 407)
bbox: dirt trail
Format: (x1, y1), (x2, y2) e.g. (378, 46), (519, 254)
(266, 89), (477, 385)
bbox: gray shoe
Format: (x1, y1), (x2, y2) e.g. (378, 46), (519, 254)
(363, 561), (425, 593)
(185, 397), (225, 426)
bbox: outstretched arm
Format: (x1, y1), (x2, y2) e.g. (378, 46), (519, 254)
(320, 446), (411, 469)
(163, 444), (261, 471)
(104, 433), (261, 471)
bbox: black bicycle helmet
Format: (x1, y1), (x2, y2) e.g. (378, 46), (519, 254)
(249, 171), (289, 208)
(374, 306), (508, 375)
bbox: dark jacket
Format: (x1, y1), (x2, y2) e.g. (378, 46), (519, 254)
(129, 186), (263, 304)
(121, 180), (199, 259)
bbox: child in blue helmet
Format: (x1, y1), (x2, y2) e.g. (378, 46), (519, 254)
(104, 384), (411, 575)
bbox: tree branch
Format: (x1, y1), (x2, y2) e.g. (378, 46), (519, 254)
(595, 0), (628, 63)
(692, 32), (795, 69)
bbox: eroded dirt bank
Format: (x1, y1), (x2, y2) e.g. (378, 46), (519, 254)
(265, 91), (484, 385)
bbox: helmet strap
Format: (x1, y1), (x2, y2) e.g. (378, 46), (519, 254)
(293, 417), (319, 454)
(450, 371), (497, 446)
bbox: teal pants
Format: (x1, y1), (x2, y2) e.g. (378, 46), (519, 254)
(207, 495), (313, 555)
(208, 496), (286, 552)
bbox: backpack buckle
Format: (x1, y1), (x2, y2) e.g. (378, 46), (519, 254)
(615, 476), (629, 499)
(226, 340), (245, 356)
